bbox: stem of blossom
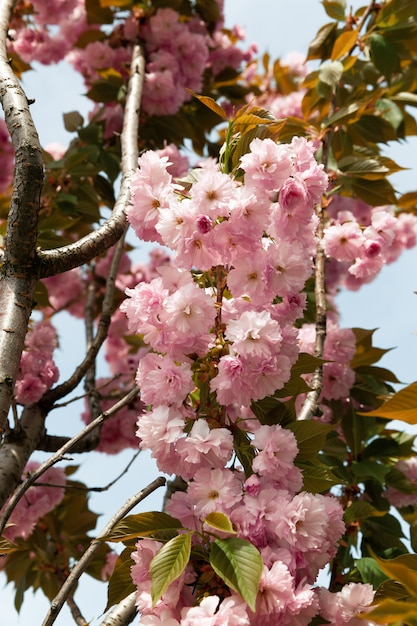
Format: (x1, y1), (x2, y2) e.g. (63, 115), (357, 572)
(0, 387), (139, 536)
(215, 265), (227, 340)
(0, 0), (44, 434)
(42, 476), (166, 626)
(37, 43), (144, 277)
(99, 592), (137, 626)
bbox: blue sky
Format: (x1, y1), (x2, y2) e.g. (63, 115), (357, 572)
(3, 2), (417, 623)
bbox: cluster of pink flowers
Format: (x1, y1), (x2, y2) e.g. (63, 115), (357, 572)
(385, 457), (417, 508)
(14, 320), (59, 405)
(1, 461), (66, 542)
(8, 0), (89, 65)
(120, 137), (381, 623)
(323, 196), (417, 292)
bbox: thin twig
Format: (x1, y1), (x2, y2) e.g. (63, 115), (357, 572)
(31, 450), (141, 493)
(66, 593), (88, 626)
(42, 476), (166, 626)
(0, 387), (139, 536)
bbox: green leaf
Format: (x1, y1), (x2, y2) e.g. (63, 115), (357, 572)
(344, 501), (388, 525)
(103, 512), (184, 543)
(347, 177), (397, 207)
(204, 512), (236, 534)
(297, 460), (341, 493)
(369, 33), (401, 82)
(105, 547), (136, 611)
(231, 425), (256, 477)
(359, 382), (417, 424)
(150, 533), (192, 606)
(307, 22), (338, 60)
(355, 557), (388, 588)
(322, 0), (346, 21)
(210, 537), (262, 611)
(288, 421), (332, 462)
(351, 460), (390, 483)
(319, 60), (344, 90)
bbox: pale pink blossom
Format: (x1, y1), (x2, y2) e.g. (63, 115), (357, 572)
(136, 353), (194, 407)
(187, 467), (243, 517)
(176, 420), (234, 479)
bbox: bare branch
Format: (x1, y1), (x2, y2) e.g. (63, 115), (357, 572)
(42, 476), (166, 626)
(0, 0), (44, 433)
(66, 593), (88, 626)
(0, 387), (139, 535)
(41, 233), (128, 409)
(37, 43), (145, 278)
(99, 592), (137, 626)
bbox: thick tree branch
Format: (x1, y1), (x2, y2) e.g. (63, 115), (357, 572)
(99, 592), (137, 626)
(37, 43), (145, 278)
(0, 386), (139, 534)
(297, 204), (327, 420)
(42, 476), (166, 626)
(0, 0), (44, 434)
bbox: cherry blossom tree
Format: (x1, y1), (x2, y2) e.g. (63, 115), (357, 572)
(1, 1), (417, 625)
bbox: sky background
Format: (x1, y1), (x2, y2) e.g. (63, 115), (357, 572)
(2, 1), (417, 623)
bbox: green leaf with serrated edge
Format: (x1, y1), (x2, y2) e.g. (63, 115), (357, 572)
(210, 537), (262, 612)
(351, 460), (390, 483)
(359, 382), (417, 424)
(288, 421), (332, 462)
(204, 512), (236, 534)
(347, 177), (397, 207)
(103, 512), (184, 543)
(296, 461), (340, 493)
(105, 547), (136, 611)
(319, 60), (344, 89)
(369, 33), (401, 82)
(344, 501), (388, 525)
(356, 557), (388, 588)
(150, 533), (191, 606)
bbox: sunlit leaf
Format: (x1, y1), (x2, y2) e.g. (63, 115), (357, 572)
(103, 512), (184, 543)
(150, 533), (191, 606)
(372, 554), (417, 598)
(322, 0), (346, 21)
(366, 598), (417, 623)
(331, 30), (358, 60)
(359, 382), (417, 424)
(0, 536), (19, 555)
(188, 92), (228, 120)
(344, 501), (388, 525)
(210, 537), (262, 611)
(204, 512), (236, 534)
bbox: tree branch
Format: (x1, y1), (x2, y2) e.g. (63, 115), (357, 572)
(99, 592), (137, 626)
(42, 476), (166, 626)
(0, 0), (44, 434)
(0, 386), (139, 535)
(37, 43), (145, 278)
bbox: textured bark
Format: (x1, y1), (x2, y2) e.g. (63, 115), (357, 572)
(0, 0), (44, 434)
